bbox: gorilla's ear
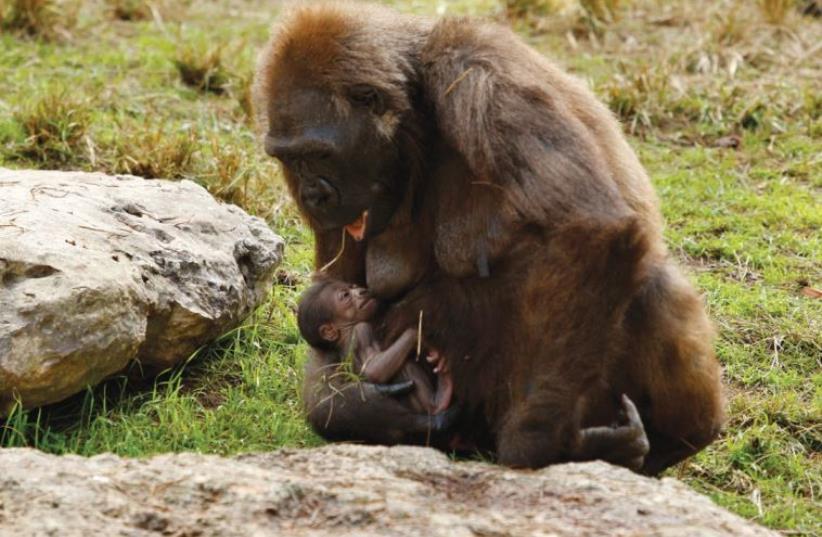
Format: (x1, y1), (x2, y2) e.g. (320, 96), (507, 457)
(319, 323), (340, 344)
(420, 18), (631, 277)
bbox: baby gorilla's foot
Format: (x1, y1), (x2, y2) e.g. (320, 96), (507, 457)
(412, 403), (461, 432)
(574, 394), (650, 471)
(431, 404), (461, 431)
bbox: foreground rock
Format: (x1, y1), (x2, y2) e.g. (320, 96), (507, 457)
(0, 445), (775, 537)
(0, 169), (283, 411)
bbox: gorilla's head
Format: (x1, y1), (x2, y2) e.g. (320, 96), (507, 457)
(254, 4), (429, 240)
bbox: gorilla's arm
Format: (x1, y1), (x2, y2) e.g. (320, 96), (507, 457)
(421, 19), (633, 277)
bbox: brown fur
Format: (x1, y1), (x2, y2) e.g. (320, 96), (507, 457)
(254, 2), (724, 473)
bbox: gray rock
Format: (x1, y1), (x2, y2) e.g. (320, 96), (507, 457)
(0, 445), (775, 537)
(0, 169), (283, 411)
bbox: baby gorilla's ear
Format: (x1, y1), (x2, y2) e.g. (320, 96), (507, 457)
(319, 323), (340, 343)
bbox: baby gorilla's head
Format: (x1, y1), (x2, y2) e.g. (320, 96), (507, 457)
(297, 276), (379, 351)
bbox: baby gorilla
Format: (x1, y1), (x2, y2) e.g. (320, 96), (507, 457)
(298, 277), (454, 416)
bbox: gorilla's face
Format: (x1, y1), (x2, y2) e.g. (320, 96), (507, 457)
(264, 84), (407, 241)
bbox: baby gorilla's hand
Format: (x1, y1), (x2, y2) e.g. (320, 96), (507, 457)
(425, 349), (448, 374)
(427, 403), (461, 431)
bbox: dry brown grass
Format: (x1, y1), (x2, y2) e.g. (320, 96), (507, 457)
(12, 89), (91, 165)
(503, 0), (570, 21)
(0, 0), (73, 39)
(229, 71), (256, 126)
(174, 41), (232, 95)
(204, 140), (250, 206)
(106, 0), (152, 21)
(579, 0), (626, 22)
(107, 125), (198, 179)
(558, 0), (821, 143)
(199, 138), (283, 216)
(759, 0), (794, 24)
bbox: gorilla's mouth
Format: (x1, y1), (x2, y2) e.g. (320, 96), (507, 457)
(344, 210), (368, 241)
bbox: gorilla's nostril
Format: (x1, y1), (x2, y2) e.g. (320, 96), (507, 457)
(302, 191), (324, 209)
(314, 192), (330, 206)
(301, 177), (339, 210)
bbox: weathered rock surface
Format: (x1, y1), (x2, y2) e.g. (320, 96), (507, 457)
(0, 445), (775, 537)
(0, 169), (283, 411)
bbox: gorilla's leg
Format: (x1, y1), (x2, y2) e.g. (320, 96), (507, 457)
(623, 264), (725, 475)
(496, 385), (649, 470)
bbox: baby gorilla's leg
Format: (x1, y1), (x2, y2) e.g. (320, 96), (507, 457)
(433, 374), (454, 414)
(399, 361), (438, 414)
(426, 349), (454, 413)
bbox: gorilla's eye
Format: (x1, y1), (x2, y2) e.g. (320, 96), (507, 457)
(348, 84), (385, 115)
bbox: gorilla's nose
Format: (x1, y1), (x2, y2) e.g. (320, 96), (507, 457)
(300, 177), (339, 212)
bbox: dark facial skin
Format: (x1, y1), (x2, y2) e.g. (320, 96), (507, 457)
(264, 86), (407, 238)
(316, 280), (379, 344)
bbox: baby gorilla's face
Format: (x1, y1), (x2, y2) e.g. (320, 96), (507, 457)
(324, 281), (378, 324)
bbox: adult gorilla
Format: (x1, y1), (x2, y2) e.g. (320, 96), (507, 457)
(254, 3), (724, 474)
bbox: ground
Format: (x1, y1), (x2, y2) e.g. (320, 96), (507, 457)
(0, 0), (819, 534)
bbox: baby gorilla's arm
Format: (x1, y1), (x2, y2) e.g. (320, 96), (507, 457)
(356, 324), (418, 384)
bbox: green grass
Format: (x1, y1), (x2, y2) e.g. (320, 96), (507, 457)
(0, 1), (819, 534)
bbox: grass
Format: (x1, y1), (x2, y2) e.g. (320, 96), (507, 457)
(10, 87), (91, 165)
(0, 0), (66, 39)
(0, 0), (819, 534)
(173, 39), (232, 95)
(759, 0), (794, 24)
(106, 0), (153, 22)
